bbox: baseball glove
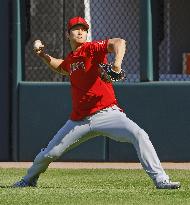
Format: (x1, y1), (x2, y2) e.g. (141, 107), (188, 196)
(99, 63), (126, 82)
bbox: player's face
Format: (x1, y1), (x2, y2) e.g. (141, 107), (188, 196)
(68, 25), (88, 45)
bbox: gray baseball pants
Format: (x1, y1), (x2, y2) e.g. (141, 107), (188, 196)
(23, 105), (169, 184)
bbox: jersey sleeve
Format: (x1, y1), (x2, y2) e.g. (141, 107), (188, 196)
(89, 40), (109, 55)
(58, 60), (68, 72)
(54, 60), (69, 75)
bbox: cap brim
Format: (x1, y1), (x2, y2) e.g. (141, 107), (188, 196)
(69, 23), (89, 31)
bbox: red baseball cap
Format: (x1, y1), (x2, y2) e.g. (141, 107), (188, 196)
(67, 16), (89, 31)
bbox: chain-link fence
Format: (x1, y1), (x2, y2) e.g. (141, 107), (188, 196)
(24, 0), (140, 82)
(24, 0), (65, 81)
(24, 0), (190, 82)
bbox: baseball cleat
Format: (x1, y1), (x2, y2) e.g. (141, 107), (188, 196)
(11, 179), (37, 188)
(156, 180), (181, 189)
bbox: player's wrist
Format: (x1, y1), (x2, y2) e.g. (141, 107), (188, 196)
(38, 52), (46, 58)
(39, 53), (51, 63)
(113, 60), (122, 71)
(112, 64), (121, 73)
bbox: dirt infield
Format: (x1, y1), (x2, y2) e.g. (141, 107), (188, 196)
(0, 162), (190, 169)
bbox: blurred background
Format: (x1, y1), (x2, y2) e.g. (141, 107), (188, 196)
(1, 0), (190, 162)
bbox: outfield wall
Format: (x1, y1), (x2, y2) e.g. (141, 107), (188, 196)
(17, 82), (190, 162)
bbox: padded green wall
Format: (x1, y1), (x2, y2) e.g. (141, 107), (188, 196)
(18, 82), (190, 162)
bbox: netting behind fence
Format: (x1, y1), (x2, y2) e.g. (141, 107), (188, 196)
(24, 0), (140, 82)
(24, 0), (190, 82)
(159, 0), (190, 81)
(25, 0), (65, 81)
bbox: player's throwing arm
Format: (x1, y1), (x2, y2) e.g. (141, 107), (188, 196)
(33, 40), (68, 75)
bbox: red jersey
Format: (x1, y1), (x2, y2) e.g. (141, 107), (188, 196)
(60, 40), (118, 120)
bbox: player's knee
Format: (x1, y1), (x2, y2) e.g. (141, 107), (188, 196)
(135, 129), (150, 142)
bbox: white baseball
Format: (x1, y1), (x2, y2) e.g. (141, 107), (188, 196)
(34, 40), (43, 50)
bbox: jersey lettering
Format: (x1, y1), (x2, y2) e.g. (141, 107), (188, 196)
(70, 61), (85, 75)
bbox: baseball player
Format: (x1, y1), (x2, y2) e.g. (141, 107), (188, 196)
(12, 16), (180, 189)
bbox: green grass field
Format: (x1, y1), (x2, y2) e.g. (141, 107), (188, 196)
(0, 168), (190, 205)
